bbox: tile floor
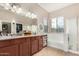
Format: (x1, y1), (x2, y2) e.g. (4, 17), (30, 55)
(33, 47), (65, 56)
(33, 47), (79, 56)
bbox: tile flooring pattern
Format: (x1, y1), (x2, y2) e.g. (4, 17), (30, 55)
(33, 47), (79, 56)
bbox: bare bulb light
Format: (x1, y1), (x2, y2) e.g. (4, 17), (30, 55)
(16, 8), (22, 14)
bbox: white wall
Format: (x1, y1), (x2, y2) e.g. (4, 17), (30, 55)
(11, 22), (16, 34)
(0, 20), (2, 31)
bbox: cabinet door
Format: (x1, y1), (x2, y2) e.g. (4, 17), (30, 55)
(38, 36), (43, 50)
(0, 45), (19, 56)
(20, 39), (30, 56)
(31, 37), (38, 55)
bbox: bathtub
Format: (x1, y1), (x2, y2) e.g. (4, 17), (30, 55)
(47, 33), (65, 51)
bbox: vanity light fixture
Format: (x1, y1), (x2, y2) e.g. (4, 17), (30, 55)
(0, 3), (37, 19)
(25, 11), (37, 19)
(26, 12), (31, 17)
(16, 8), (22, 14)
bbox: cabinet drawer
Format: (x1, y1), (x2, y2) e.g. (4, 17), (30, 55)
(10, 38), (26, 45)
(36, 36), (43, 40)
(30, 37), (36, 41)
(0, 40), (11, 48)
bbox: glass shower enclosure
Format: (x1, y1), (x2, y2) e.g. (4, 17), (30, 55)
(65, 17), (78, 53)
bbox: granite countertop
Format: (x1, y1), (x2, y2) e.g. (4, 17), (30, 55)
(0, 34), (47, 40)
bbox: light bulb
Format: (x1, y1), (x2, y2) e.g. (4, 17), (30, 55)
(18, 8), (22, 11)
(16, 8), (22, 14)
(13, 5), (16, 9)
(32, 14), (37, 19)
(26, 12), (31, 17)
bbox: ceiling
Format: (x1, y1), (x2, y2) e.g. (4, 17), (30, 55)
(38, 3), (73, 12)
(0, 3), (74, 13)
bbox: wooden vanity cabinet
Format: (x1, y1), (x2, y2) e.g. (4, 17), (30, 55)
(38, 36), (43, 50)
(30, 36), (44, 55)
(0, 35), (47, 56)
(30, 37), (39, 55)
(0, 45), (19, 56)
(20, 38), (30, 56)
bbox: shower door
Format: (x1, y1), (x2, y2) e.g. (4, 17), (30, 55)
(77, 17), (79, 51)
(66, 17), (78, 51)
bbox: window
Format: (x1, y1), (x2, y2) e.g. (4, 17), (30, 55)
(51, 16), (64, 32)
(43, 17), (48, 33)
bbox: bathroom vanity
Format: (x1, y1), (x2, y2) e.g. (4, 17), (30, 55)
(0, 34), (47, 56)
